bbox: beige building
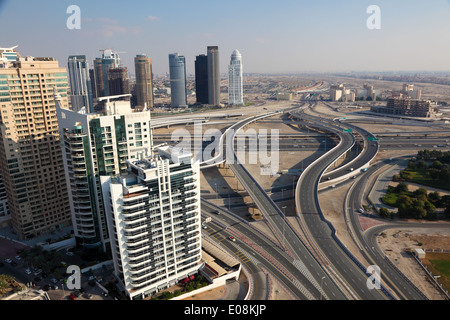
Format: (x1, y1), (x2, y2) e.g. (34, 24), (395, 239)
(276, 92), (292, 101)
(134, 55), (154, 109)
(0, 48), (71, 239)
(371, 96), (437, 118)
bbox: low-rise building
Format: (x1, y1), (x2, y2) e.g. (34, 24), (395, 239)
(371, 96), (438, 118)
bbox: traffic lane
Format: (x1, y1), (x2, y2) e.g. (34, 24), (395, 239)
(203, 221), (269, 300)
(297, 150), (388, 298)
(203, 204), (321, 300)
(207, 220), (310, 300)
(344, 156), (425, 299)
(205, 189), (345, 300)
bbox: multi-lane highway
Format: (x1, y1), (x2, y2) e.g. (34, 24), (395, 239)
(202, 200), (331, 300)
(223, 113), (348, 300)
(292, 106), (394, 300)
(345, 158), (429, 300)
(153, 102), (447, 300)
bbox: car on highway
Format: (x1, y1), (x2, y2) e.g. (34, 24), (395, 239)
(212, 210), (220, 215)
(229, 236), (236, 242)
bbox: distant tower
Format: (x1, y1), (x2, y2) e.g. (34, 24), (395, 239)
(169, 53), (187, 108)
(100, 49), (121, 97)
(207, 46), (220, 106)
(134, 54), (154, 109)
(195, 54), (209, 105)
(228, 50), (244, 106)
(107, 67), (130, 99)
(67, 55), (94, 113)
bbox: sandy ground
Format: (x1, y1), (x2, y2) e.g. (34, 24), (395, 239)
(377, 227), (450, 300)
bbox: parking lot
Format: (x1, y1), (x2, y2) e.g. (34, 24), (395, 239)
(0, 237), (119, 300)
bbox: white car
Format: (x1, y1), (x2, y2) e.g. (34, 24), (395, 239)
(5, 258), (12, 264)
(15, 255), (21, 261)
(25, 268), (32, 275)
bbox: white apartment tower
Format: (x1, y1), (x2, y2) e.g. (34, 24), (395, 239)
(228, 50), (244, 106)
(56, 95), (152, 253)
(101, 146), (202, 300)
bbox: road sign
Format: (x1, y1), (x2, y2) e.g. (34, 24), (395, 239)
(368, 137), (379, 141)
(343, 128), (353, 133)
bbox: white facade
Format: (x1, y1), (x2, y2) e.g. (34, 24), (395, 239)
(67, 55), (93, 113)
(101, 146), (202, 300)
(56, 97), (152, 252)
(228, 50), (244, 106)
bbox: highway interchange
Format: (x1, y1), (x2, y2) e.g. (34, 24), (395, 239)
(154, 101), (449, 300)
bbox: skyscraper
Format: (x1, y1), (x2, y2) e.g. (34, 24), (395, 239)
(101, 49), (121, 97)
(228, 50), (244, 106)
(90, 49), (121, 100)
(56, 95), (152, 253)
(194, 54), (209, 105)
(67, 55), (94, 113)
(100, 146), (202, 300)
(92, 58), (104, 100)
(107, 67), (130, 98)
(207, 46), (220, 106)
(134, 54), (154, 109)
(0, 48), (71, 239)
(168, 53), (187, 108)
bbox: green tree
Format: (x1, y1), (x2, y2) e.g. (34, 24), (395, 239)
(428, 191), (441, 204)
(410, 200), (427, 219)
(396, 182), (409, 194)
(379, 207), (390, 218)
(414, 188), (428, 198)
(0, 274), (15, 295)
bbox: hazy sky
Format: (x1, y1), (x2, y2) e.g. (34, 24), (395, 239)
(1, 0), (450, 75)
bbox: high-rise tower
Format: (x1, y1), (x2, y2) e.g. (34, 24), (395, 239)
(207, 46), (220, 106)
(228, 50), (244, 106)
(134, 55), (154, 109)
(0, 48), (71, 239)
(101, 146), (202, 300)
(194, 54), (208, 105)
(56, 95), (152, 253)
(107, 67), (130, 99)
(168, 53), (187, 108)
(67, 55), (94, 113)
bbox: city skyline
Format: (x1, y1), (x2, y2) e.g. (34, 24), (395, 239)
(0, 1), (449, 75)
